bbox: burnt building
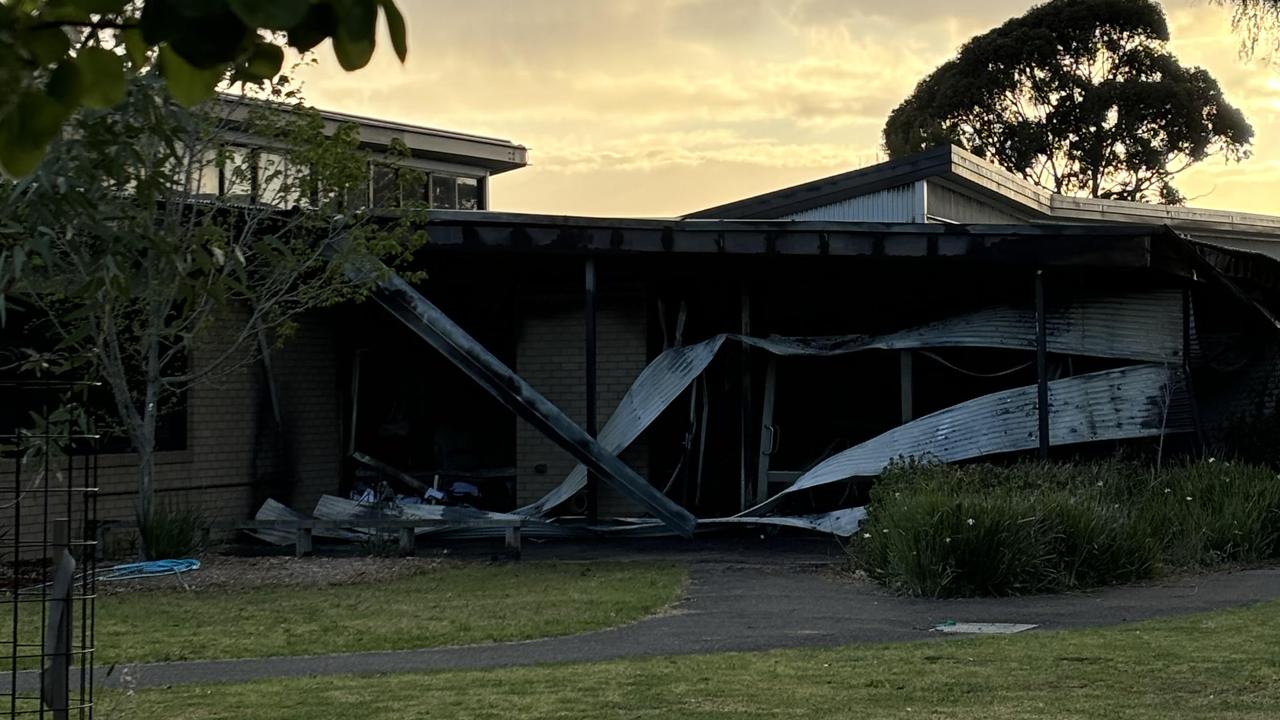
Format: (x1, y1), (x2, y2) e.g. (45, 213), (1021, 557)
(10, 132), (1280, 541)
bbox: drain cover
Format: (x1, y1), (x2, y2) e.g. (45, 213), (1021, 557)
(932, 621), (1038, 634)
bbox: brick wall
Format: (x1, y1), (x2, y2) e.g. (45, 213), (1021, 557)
(2, 307), (343, 552)
(515, 289), (650, 517)
(270, 315), (342, 513)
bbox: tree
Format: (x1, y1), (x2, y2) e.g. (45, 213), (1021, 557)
(883, 0), (1253, 204)
(0, 0), (408, 176)
(1, 74), (423, 556)
(1224, 0), (1280, 58)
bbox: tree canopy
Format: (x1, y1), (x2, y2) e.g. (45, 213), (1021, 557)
(0, 0), (407, 176)
(883, 0), (1253, 204)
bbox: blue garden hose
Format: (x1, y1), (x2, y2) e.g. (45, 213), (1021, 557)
(98, 559), (201, 581)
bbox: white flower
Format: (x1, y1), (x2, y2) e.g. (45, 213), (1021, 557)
(966, 518), (975, 526)
(862, 533), (872, 539)
(1208, 457), (1216, 463)
(1164, 488), (1172, 494)
(882, 528), (889, 533)
(944, 537), (952, 544)
(1185, 496), (1193, 502)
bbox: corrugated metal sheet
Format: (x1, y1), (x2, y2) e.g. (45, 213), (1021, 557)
(515, 337), (729, 516)
(250, 498), (365, 545)
(591, 507), (868, 538)
(739, 364), (1192, 517)
(783, 183), (916, 222)
(518, 291), (1185, 517)
(313, 494), (525, 533)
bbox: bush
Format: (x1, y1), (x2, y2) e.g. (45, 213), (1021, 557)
(138, 501), (208, 560)
(851, 458), (1280, 597)
(853, 461), (1159, 597)
(1144, 461), (1280, 566)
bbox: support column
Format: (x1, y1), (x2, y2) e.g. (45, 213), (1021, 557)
(1035, 270), (1050, 459)
(899, 351), (913, 423)
(584, 258), (599, 522)
(1182, 286), (1205, 450)
(739, 281), (752, 510)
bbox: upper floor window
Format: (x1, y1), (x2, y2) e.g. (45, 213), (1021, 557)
(177, 145), (484, 212)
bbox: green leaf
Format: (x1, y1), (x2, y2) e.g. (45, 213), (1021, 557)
(332, 0), (377, 71)
(241, 42), (284, 81)
(380, 0), (407, 63)
(121, 27), (151, 69)
(17, 26), (72, 65)
(139, 0), (178, 44)
(143, 0), (249, 67)
(46, 58), (85, 107)
(228, 0), (311, 31)
(159, 46), (225, 107)
(77, 47), (126, 108)
(287, 3), (338, 53)
(0, 92), (71, 176)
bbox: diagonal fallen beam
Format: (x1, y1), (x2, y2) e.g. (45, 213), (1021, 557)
(367, 271), (697, 537)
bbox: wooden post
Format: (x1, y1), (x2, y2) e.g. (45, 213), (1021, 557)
(398, 527), (415, 557)
(739, 281), (753, 509)
(1182, 287), (1206, 450)
(584, 258), (599, 522)
(44, 519), (72, 720)
(899, 351), (913, 423)
(1035, 270), (1050, 459)
(294, 527), (313, 558)
(505, 525), (522, 557)
(756, 358), (777, 504)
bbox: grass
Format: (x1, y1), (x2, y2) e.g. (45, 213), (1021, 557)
(3, 560), (685, 666)
(104, 599), (1280, 720)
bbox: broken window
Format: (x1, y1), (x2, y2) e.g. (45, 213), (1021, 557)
(223, 146), (255, 204)
(430, 174), (458, 209)
(371, 164), (400, 209)
(457, 177), (480, 210)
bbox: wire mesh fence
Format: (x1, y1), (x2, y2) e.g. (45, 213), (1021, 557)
(1, 382), (99, 718)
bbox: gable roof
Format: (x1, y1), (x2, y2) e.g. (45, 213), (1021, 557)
(684, 145), (1280, 255)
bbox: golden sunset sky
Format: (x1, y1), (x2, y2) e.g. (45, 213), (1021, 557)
(298, 0), (1280, 218)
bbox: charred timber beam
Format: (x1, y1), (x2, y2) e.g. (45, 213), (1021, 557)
(365, 271), (697, 537)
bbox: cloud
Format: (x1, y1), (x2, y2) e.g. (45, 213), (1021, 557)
(296, 0), (1280, 217)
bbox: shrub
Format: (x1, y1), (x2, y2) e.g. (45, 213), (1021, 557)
(1144, 461), (1280, 566)
(138, 501), (208, 560)
(853, 461), (1159, 597)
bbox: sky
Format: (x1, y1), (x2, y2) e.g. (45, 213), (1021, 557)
(296, 0), (1280, 218)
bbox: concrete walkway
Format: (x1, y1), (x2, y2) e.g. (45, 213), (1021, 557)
(18, 551), (1280, 691)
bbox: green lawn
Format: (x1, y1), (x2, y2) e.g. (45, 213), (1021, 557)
(87, 560), (684, 664)
(110, 599), (1280, 720)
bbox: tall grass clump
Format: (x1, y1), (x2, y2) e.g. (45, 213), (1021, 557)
(1143, 460), (1280, 566)
(855, 458), (1280, 597)
(138, 501), (209, 560)
(853, 460), (1159, 597)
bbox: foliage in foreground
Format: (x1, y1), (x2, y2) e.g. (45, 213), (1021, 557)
(109, 599), (1280, 720)
(852, 459), (1280, 597)
(0, 0), (408, 176)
